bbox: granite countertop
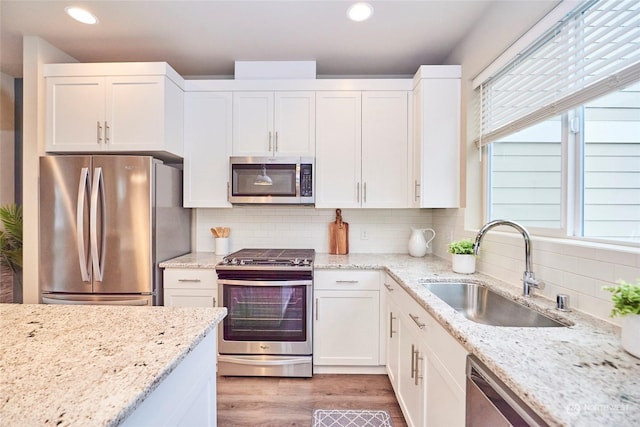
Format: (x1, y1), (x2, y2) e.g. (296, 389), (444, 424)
(162, 251), (640, 426)
(0, 304), (227, 427)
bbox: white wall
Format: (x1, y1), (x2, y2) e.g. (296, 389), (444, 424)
(22, 36), (77, 304)
(195, 207), (433, 254)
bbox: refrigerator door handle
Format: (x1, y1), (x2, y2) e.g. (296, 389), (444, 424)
(76, 167), (91, 282)
(90, 167), (106, 282)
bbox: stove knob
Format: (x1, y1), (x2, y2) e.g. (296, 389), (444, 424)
(302, 258), (311, 266)
(230, 258), (238, 265)
(239, 259), (245, 265)
(292, 258), (301, 266)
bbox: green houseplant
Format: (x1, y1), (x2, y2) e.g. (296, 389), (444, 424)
(447, 239), (476, 274)
(0, 204), (23, 295)
(603, 279), (640, 358)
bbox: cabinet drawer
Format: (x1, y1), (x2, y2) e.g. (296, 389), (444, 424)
(164, 268), (217, 290)
(314, 269), (381, 291)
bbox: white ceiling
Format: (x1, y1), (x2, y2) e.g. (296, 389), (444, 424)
(1, 0), (560, 79)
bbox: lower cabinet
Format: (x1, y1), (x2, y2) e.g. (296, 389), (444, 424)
(313, 270), (382, 367)
(163, 268), (218, 307)
(385, 274), (467, 427)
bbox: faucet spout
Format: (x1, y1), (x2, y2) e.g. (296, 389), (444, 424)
(474, 220), (543, 297)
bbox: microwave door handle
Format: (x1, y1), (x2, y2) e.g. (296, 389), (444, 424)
(76, 167), (90, 282)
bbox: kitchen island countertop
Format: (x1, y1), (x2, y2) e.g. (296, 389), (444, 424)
(0, 304), (226, 426)
(162, 251), (640, 426)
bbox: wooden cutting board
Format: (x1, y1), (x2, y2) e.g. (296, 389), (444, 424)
(329, 209), (349, 255)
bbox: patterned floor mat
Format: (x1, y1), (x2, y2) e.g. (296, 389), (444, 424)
(312, 409), (393, 427)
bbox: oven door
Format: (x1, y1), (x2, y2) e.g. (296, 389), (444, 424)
(218, 279), (312, 356)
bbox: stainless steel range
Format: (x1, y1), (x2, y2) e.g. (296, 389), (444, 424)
(216, 248), (315, 377)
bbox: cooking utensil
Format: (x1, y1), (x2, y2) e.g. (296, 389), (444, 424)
(329, 209), (349, 255)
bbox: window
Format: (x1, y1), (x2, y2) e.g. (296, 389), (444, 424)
(478, 0), (640, 245)
(488, 85), (640, 243)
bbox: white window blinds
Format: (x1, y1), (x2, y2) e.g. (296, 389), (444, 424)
(476, 0), (640, 148)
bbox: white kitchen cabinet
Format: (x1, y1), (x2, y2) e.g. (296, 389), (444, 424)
(412, 66), (461, 208)
(315, 91), (410, 208)
(232, 91), (315, 157)
(313, 270), (381, 367)
(385, 274), (466, 427)
(183, 92), (233, 208)
(163, 268), (218, 307)
(45, 65), (184, 158)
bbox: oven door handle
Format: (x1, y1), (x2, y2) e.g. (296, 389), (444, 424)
(217, 355), (311, 366)
(218, 279), (312, 287)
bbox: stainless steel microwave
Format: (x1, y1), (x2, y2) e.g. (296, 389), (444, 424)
(229, 156), (314, 205)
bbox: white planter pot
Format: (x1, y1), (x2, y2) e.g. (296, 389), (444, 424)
(621, 314), (640, 358)
(451, 254), (475, 274)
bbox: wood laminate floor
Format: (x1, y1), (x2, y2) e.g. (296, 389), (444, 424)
(217, 374), (408, 427)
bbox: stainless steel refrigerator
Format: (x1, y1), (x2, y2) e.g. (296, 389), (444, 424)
(39, 155), (191, 305)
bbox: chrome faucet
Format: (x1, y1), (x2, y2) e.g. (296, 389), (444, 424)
(473, 219), (544, 298)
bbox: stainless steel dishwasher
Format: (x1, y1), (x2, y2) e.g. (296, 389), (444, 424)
(466, 355), (549, 427)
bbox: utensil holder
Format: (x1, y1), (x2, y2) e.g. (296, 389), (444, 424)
(215, 237), (230, 256)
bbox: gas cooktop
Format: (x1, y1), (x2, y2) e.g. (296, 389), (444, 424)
(217, 248), (315, 270)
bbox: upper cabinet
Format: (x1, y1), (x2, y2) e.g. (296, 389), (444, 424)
(232, 91), (315, 157)
(316, 90), (410, 208)
(183, 92), (233, 208)
(412, 66), (461, 208)
(44, 62), (184, 160)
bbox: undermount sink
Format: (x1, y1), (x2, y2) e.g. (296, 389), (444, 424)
(422, 282), (567, 328)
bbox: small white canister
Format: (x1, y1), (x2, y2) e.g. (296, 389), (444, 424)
(215, 237), (230, 256)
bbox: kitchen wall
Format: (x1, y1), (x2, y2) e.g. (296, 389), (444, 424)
(195, 207), (433, 254)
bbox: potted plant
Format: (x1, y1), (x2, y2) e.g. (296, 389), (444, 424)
(0, 204), (23, 302)
(448, 239), (476, 274)
(604, 279), (640, 358)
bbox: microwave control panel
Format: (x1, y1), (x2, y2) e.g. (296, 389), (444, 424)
(300, 164), (313, 197)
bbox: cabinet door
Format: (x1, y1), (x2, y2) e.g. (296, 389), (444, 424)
(315, 91), (362, 208)
(396, 316), (426, 427)
(232, 91), (274, 156)
(426, 356), (465, 427)
(414, 78), (461, 208)
(385, 293), (400, 389)
(184, 92), (233, 207)
(273, 92), (316, 157)
(46, 76), (106, 152)
(106, 76), (165, 151)
(313, 289), (379, 366)
(362, 91), (410, 208)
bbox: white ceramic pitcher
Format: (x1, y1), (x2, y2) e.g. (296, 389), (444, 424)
(408, 228), (436, 257)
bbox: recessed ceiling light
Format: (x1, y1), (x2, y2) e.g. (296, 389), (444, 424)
(347, 2), (374, 22)
(65, 6), (99, 25)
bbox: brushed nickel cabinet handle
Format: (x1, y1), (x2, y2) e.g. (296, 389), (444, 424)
(414, 348), (423, 386)
(357, 182), (360, 203)
(97, 121), (102, 144)
(315, 298), (319, 321)
(414, 180), (420, 201)
(409, 313), (426, 329)
(384, 283), (394, 291)
(104, 121), (110, 144)
(275, 131), (278, 152)
(389, 312), (397, 338)
(178, 279), (201, 283)
(364, 182), (367, 203)
(335, 280), (359, 284)
(213, 297), (217, 307)
(410, 344), (415, 379)
(268, 131), (272, 152)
